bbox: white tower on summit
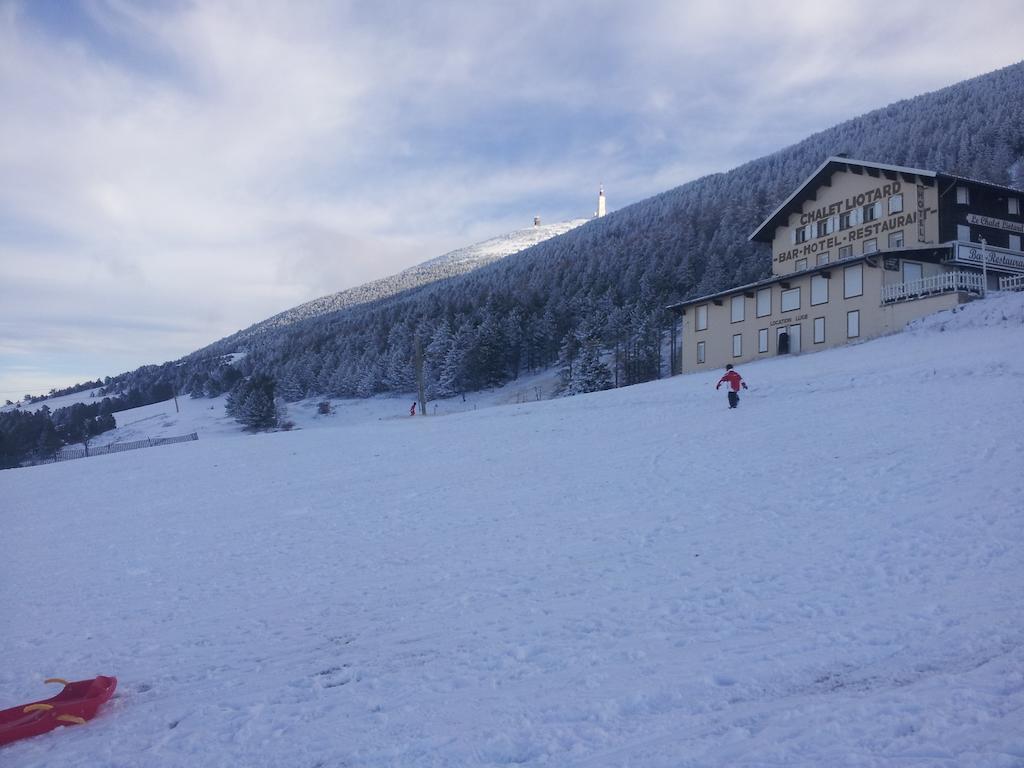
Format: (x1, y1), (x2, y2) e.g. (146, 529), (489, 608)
(597, 185), (606, 218)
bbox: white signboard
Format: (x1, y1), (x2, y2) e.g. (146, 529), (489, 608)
(952, 243), (1024, 274)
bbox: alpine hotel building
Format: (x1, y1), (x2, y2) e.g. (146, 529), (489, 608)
(671, 157), (1024, 372)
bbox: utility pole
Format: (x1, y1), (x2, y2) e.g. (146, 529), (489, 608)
(414, 336), (427, 417)
(980, 237), (989, 296)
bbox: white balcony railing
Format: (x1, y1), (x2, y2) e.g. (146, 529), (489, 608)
(999, 274), (1024, 291)
(881, 271), (985, 303)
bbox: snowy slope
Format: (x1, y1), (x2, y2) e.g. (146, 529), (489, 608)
(220, 220), (587, 345)
(2, 294), (1023, 767)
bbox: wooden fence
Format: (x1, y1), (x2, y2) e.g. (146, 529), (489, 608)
(35, 432), (199, 465)
(999, 274), (1024, 291)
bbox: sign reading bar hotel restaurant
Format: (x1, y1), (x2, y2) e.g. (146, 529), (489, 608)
(966, 213), (1024, 234)
(953, 243), (1024, 274)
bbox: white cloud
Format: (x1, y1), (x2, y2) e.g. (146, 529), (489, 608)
(1, 0), (1023, 394)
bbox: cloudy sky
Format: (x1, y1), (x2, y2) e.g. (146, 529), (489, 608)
(1, 0), (1023, 398)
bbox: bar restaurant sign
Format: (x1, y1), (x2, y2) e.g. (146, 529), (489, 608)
(953, 243), (1024, 274)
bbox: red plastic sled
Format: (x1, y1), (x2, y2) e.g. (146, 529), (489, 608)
(0, 676), (117, 747)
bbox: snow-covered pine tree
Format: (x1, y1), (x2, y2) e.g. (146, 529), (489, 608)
(277, 369), (305, 402)
(557, 331), (581, 393)
(383, 325), (415, 392)
(439, 321), (472, 397)
(571, 338), (613, 395)
(226, 375), (279, 431)
(503, 308), (525, 380)
(239, 388), (276, 431)
(425, 319), (454, 399)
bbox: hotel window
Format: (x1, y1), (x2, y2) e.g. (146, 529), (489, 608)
(863, 202), (881, 222)
(957, 224), (971, 241)
(817, 251), (830, 265)
(756, 288), (771, 318)
(811, 275), (829, 306)
(1011, 234), (1022, 251)
(732, 334), (742, 357)
(956, 186), (970, 204)
(695, 304), (708, 331)
(889, 193), (904, 214)
(795, 258), (808, 271)
(888, 230), (904, 249)
(844, 264), (863, 298)
(730, 295), (745, 323)
(847, 310), (860, 338)
(1010, 197), (1020, 215)
(903, 261), (923, 284)
(814, 317), (825, 344)
(839, 244), (853, 259)
(758, 328), (769, 353)
(781, 287), (801, 312)
(794, 226), (809, 244)
(839, 211), (852, 230)
(863, 238), (878, 254)
(817, 219), (833, 238)
(696, 341), (705, 364)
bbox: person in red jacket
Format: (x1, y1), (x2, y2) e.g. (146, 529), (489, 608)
(716, 364), (748, 409)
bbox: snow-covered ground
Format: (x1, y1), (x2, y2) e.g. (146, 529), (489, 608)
(7, 361), (563, 451)
(2, 294), (1023, 767)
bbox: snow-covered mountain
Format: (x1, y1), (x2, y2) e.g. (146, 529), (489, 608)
(85, 63), (1024, 409)
(187, 62), (1024, 400)
(223, 219), (587, 344)
(4, 293), (1023, 766)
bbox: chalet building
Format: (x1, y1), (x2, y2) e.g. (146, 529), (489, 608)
(669, 157), (1024, 373)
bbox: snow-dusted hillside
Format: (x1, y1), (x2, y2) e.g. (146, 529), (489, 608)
(2, 294), (1023, 767)
(223, 219), (587, 344)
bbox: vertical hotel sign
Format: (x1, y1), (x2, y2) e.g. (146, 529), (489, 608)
(916, 184), (927, 242)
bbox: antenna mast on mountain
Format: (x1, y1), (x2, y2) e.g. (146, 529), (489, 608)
(597, 185), (606, 218)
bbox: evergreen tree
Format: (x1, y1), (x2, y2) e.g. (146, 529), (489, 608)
(34, 418), (62, 462)
(354, 352), (380, 398)
(425, 319), (454, 398)
(226, 375), (279, 431)
(383, 325), (415, 392)
(440, 321), (473, 397)
(557, 331), (582, 393)
(277, 368), (306, 402)
(503, 308), (525, 380)
(570, 338), (613, 395)
(469, 313), (506, 389)
(239, 388), (276, 431)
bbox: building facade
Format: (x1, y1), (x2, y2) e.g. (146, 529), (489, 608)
(670, 157), (1024, 373)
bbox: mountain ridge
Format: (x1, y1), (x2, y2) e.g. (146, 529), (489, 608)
(225, 218), (589, 347)
(75, 61), (1024, 406)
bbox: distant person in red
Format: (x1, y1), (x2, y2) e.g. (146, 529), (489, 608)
(409, 401), (417, 416)
(716, 364), (748, 409)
